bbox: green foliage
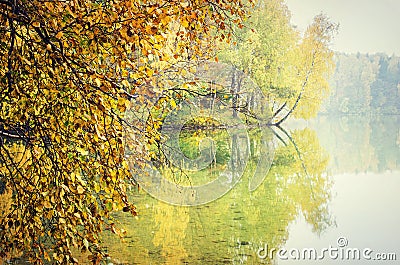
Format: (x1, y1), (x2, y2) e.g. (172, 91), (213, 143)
(218, 0), (337, 122)
(179, 129), (231, 165)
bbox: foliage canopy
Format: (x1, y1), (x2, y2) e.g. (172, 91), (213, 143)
(0, 0), (253, 263)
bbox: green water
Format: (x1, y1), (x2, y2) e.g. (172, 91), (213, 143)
(94, 115), (400, 264)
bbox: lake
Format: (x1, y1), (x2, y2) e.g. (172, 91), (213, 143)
(91, 115), (399, 264)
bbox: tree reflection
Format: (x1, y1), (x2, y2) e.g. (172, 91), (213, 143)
(271, 127), (334, 234)
(96, 126), (334, 265)
(152, 202), (189, 264)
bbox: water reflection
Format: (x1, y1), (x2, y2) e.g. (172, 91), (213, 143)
(307, 115), (400, 173)
(9, 115), (397, 264)
(97, 125), (334, 265)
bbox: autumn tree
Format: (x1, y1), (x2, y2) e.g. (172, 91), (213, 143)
(218, 0), (338, 123)
(0, 0), (254, 263)
(279, 14), (338, 122)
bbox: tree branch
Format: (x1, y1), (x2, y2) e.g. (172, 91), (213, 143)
(272, 52), (316, 126)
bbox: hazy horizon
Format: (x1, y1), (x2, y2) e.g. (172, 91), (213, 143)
(285, 0), (400, 56)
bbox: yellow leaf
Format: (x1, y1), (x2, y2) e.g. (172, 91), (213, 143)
(94, 183), (100, 193)
(71, 172), (76, 182)
(110, 170), (117, 182)
(121, 79), (130, 87)
(77, 185), (84, 194)
(170, 99), (177, 108)
(181, 18), (189, 28)
(55, 31), (63, 39)
(83, 238), (89, 249)
(43, 200), (52, 209)
(121, 69), (129, 77)
(95, 78), (101, 87)
(44, 251), (50, 261)
(76, 147), (88, 156)
(76, 173), (85, 185)
(32, 21), (40, 27)
(160, 14), (171, 25)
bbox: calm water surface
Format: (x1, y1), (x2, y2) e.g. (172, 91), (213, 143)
(95, 115), (400, 264)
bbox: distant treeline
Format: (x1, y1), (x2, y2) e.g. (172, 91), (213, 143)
(322, 52), (400, 114)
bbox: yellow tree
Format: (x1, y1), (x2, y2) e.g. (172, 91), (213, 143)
(0, 0), (253, 263)
(274, 14), (338, 124)
(218, 0), (337, 123)
(219, 0), (298, 99)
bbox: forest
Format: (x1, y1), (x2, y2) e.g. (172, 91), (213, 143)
(323, 52), (400, 115)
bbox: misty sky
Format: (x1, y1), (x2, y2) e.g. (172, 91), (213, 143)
(285, 0), (400, 55)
